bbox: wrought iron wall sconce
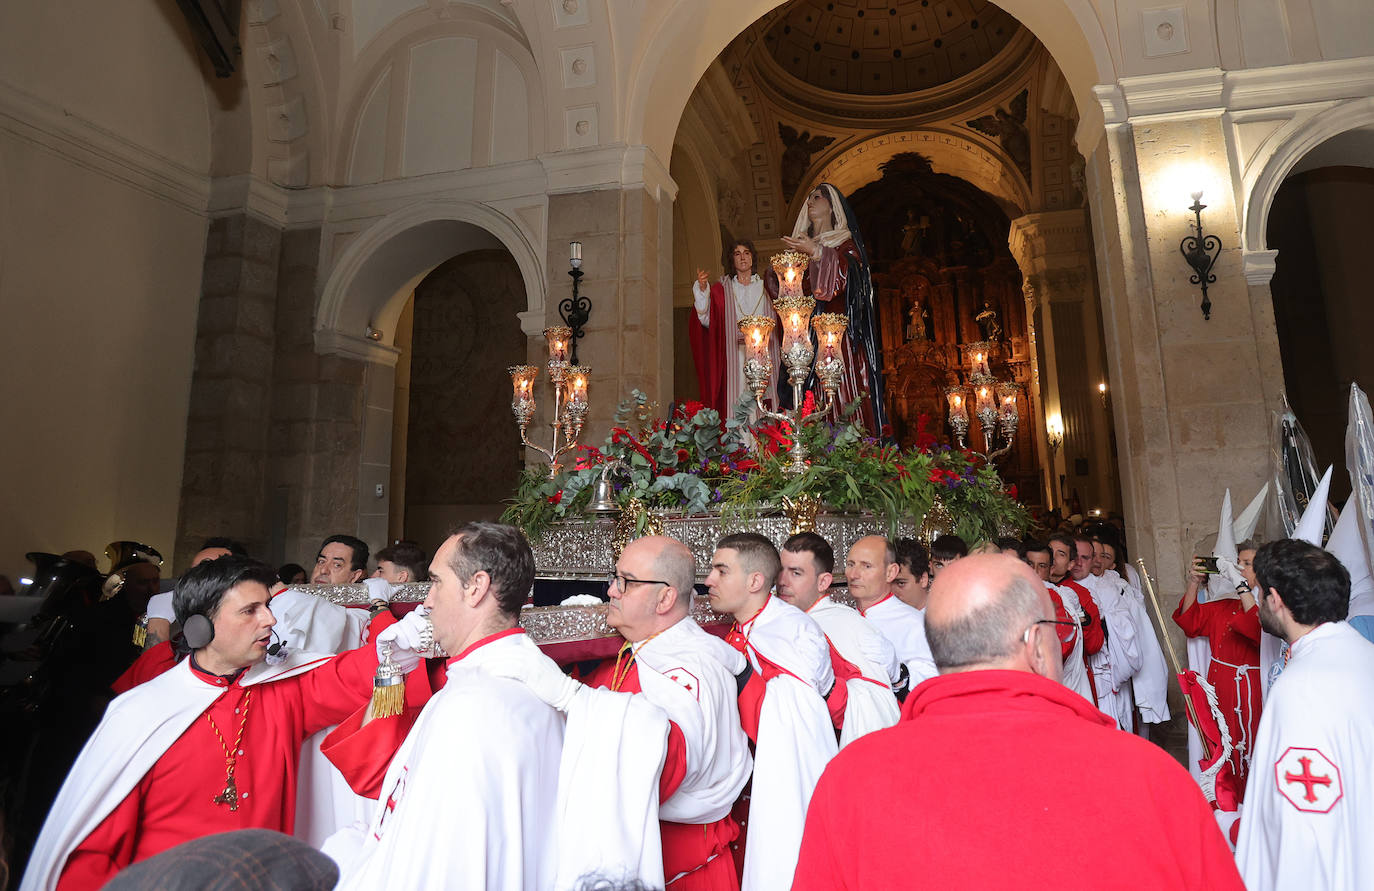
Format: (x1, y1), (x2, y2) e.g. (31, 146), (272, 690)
(561, 241), (591, 364)
(1179, 190), (1221, 320)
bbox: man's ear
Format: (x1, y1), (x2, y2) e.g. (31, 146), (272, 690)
(749, 571), (768, 595)
(349, 568), (366, 583)
(655, 584), (680, 616)
(466, 570), (492, 606)
(817, 572), (833, 594)
(918, 571), (931, 589)
(397, 569), (411, 584)
(884, 563), (899, 584)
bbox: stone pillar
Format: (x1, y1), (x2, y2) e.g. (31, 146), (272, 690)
(267, 227), (367, 566)
(174, 214), (282, 571)
(1009, 211), (1117, 516)
(543, 184), (674, 442)
(1086, 113), (1285, 587)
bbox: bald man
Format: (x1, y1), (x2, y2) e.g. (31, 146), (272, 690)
(845, 536), (937, 689)
(581, 536), (753, 889)
(794, 554), (1244, 890)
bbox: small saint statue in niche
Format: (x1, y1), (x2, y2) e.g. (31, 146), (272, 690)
(975, 299), (1002, 343)
(906, 301), (931, 342)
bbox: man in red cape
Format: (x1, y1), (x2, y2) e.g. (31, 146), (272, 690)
(793, 553), (1244, 889)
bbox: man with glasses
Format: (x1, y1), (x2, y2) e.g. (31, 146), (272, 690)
(469, 534), (754, 889)
(793, 554), (1244, 890)
(582, 535), (753, 889)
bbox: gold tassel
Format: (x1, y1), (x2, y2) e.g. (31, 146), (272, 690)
(368, 644), (406, 720)
(132, 616), (148, 649)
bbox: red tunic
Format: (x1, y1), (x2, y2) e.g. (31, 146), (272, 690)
(793, 670), (1245, 890)
(1173, 597), (1263, 789)
(582, 658), (738, 890)
(57, 639), (385, 890)
(111, 641), (177, 694)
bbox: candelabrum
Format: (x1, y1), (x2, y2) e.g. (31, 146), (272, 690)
(945, 341), (1020, 465)
(509, 326), (590, 477)
(738, 251), (849, 475)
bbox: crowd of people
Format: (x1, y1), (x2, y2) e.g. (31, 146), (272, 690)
(1, 499), (1371, 890)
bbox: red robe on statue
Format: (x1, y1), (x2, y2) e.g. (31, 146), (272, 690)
(1173, 597), (1263, 790)
(55, 632), (388, 891)
(792, 670), (1245, 890)
(688, 275), (780, 416)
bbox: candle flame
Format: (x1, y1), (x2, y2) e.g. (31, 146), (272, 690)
(790, 313), (800, 327)
(953, 395), (962, 406)
(826, 333), (835, 344)
(979, 387), (989, 398)
(752, 331), (761, 345)
(785, 268), (796, 283)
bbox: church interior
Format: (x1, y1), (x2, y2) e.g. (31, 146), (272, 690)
(5, 0), (1374, 604)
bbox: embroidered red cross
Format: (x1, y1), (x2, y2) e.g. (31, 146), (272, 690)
(1284, 756), (1333, 803)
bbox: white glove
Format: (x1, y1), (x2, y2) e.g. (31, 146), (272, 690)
(1215, 556), (1248, 594)
(374, 610), (429, 674)
(483, 638), (583, 712)
(362, 577), (397, 603)
(145, 591), (177, 623)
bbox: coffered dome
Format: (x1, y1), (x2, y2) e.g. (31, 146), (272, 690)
(762, 0), (1021, 95)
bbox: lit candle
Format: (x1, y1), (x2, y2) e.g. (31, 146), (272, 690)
(812, 313), (848, 364)
(773, 295), (816, 359)
(996, 382), (1019, 422)
(946, 387), (968, 425)
(544, 326), (572, 366)
(738, 316), (776, 366)
(565, 365), (590, 408)
(975, 385), (994, 416)
(508, 364), (539, 419)
(771, 250), (810, 299)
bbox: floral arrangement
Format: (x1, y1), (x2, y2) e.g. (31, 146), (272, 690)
(501, 390), (1029, 544)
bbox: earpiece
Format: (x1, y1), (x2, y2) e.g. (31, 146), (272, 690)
(182, 613), (214, 649)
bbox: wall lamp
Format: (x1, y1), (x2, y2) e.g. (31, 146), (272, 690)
(1179, 190), (1222, 320)
(560, 241), (591, 364)
(1046, 413), (1064, 457)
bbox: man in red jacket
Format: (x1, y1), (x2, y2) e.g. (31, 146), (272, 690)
(793, 553), (1244, 890)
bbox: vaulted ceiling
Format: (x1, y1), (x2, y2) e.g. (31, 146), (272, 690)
(761, 0), (1021, 95)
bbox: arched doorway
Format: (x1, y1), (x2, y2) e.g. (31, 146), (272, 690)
(666, 0), (1120, 517)
(393, 249), (528, 554)
(1265, 126), (1374, 498)
(313, 204), (543, 556)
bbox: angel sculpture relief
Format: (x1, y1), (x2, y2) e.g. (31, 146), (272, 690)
(966, 89), (1031, 184)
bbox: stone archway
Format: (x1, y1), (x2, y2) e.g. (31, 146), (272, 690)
(312, 202), (545, 554)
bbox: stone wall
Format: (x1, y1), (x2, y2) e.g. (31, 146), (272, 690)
(402, 249), (527, 553)
(176, 219), (366, 572)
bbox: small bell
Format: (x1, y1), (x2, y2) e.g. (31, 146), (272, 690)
(587, 458), (630, 515)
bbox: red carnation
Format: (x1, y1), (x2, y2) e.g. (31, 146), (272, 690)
(548, 490), (563, 505)
(1007, 483), (1018, 500)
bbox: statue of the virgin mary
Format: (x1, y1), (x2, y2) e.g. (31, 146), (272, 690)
(768, 182), (890, 436)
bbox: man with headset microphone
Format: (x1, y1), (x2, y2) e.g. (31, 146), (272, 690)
(21, 554), (430, 891)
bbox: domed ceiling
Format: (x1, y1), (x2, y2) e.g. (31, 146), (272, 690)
(762, 0), (1021, 95)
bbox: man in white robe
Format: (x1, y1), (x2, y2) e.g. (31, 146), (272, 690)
(706, 532), (837, 891)
(778, 531), (900, 745)
(1090, 536), (1170, 732)
(1237, 538), (1374, 890)
(327, 523), (574, 890)
(1072, 535), (1142, 731)
(487, 534), (753, 889)
(845, 535), (938, 688)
